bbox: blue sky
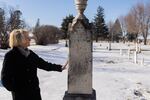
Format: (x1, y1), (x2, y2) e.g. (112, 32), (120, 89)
(0, 0), (149, 27)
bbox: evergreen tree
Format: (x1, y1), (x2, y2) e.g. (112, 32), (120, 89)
(0, 8), (5, 34)
(33, 18), (40, 43)
(0, 8), (8, 49)
(33, 18), (40, 35)
(61, 14), (74, 39)
(35, 18), (40, 28)
(93, 6), (109, 42)
(8, 9), (26, 32)
(126, 33), (136, 42)
(111, 19), (122, 42)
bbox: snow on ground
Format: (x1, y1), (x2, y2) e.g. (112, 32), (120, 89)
(0, 40), (150, 100)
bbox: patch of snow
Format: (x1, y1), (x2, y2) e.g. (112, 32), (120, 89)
(0, 40), (150, 100)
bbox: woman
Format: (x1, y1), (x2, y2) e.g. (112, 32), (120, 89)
(1, 29), (68, 100)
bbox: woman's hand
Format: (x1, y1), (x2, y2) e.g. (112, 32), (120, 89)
(62, 60), (69, 70)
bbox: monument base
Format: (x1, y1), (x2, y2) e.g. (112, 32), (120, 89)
(63, 89), (96, 100)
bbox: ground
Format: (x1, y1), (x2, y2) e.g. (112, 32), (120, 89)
(0, 40), (150, 100)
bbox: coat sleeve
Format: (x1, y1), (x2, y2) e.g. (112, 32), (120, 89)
(27, 50), (62, 72)
(1, 53), (15, 91)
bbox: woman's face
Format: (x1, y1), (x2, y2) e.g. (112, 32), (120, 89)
(22, 33), (31, 48)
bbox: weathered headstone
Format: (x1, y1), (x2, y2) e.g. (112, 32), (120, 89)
(140, 57), (144, 66)
(120, 49), (123, 55)
(134, 51), (137, 64)
(135, 42), (138, 52)
(128, 49), (130, 60)
(63, 0), (96, 100)
(108, 41), (111, 50)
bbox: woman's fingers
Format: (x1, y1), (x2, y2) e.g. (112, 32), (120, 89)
(62, 60), (69, 70)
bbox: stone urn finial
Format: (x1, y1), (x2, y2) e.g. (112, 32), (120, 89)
(74, 0), (88, 16)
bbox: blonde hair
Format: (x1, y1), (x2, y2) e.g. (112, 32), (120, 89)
(9, 29), (29, 48)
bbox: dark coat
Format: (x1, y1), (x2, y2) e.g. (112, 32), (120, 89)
(1, 47), (62, 100)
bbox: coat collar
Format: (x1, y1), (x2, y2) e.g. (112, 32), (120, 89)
(12, 47), (30, 58)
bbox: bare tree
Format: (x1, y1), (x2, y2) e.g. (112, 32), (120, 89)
(143, 2), (150, 45)
(33, 25), (62, 45)
(126, 7), (140, 40)
(126, 2), (150, 45)
(119, 16), (127, 43)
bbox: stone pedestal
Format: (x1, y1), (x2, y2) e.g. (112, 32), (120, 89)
(63, 90), (96, 100)
(63, 0), (96, 99)
(63, 17), (96, 100)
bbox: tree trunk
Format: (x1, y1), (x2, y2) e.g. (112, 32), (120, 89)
(144, 38), (147, 45)
(95, 37), (98, 42)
